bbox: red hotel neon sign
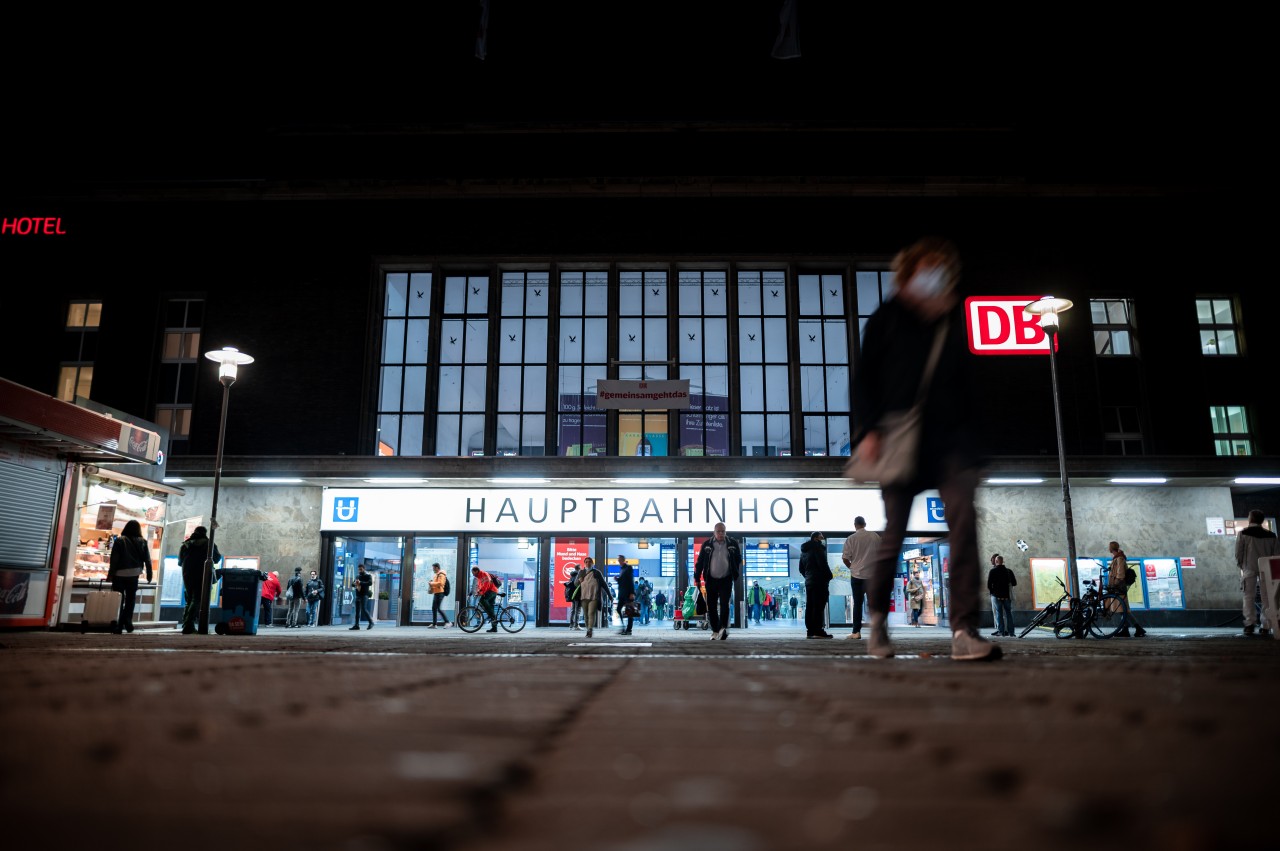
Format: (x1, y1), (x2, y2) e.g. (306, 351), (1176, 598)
(1, 217), (67, 235)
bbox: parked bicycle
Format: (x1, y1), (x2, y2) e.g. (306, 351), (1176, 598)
(457, 592), (527, 633)
(1017, 576), (1130, 639)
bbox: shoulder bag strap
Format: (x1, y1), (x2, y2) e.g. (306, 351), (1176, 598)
(910, 319), (950, 412)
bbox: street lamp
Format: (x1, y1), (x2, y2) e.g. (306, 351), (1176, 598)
(197, 346), (254, 634)
(1022, 296), (1078, 593)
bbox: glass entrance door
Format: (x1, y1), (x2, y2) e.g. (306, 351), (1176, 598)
(607, 537), (676, 630)
(330, 537), (404, 627)
(470, 537), (540, 626)
(411, 537), (460, 625)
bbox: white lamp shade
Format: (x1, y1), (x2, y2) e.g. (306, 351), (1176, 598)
(205, 347), (254, 381)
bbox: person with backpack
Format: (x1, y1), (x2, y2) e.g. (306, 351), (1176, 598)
(1107, 541), (1146, 638)
(304, 570), (325, 627)
(178, 526), (220, 635)
(470, 566), (502, 633)
(428, 562), (451, 628)
(654, 589), (667, 621)
(284, 567), (307, 627)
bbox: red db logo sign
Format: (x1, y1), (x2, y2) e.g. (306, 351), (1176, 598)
(965, 296), (1056, 356)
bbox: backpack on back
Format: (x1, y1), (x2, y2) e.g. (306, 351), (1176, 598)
(1123, 566), (1137, 587)
(443, 575), (451, 595)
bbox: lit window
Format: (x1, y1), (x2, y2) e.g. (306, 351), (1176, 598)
(1089, 299), (1135, 356)
(1196, 298), (1242, 356)
(56, 365), (92, 402)
(1210, 405), (1253, 456)
(66, 301), (102, 329)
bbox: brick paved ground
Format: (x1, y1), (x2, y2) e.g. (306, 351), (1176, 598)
(2, 626), (1275, 851)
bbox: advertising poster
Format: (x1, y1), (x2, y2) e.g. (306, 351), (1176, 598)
(552, 538), (590, 621)
(95, 504), (117, 531)
(1030, 558), (1069, 608)
(1141, 558), (1184, 609)
(0, 569), (33, 615)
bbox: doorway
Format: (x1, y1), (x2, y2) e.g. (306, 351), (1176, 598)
(606, 537), (677, 629)
(330, 536), (404, 627)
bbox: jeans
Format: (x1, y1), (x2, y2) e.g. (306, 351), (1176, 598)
(568, 598), (581, 627)
(306, 598), (320, 626)
(705, 577), (733, 633)
(992, 596), (1013, 635)
(750, 602), (762, 623)
(910, 606), (922, 625)
(805, 585), (829, 635)
(870, 461), (981, 634)
(111, 575), (139, 630)
(260, 597), (273, 626)
(286, 596), (306, 627)
(849, 577), (867, 633)
(354, 596), (374, 627)
(431, 592), (447, 625)
(640, 602), (651, 625)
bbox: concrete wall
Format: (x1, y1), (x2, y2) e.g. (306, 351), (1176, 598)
(976, 486), (1239, 611)
(165, 486), (324, 577)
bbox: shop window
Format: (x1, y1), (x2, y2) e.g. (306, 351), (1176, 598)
(377, 273), (432, 456)
(557, 270), (609, 456)
(1102, 405), (1144, 455)
(1090, 299), (1136, 356)
(678, 270), (730, 456)
(617, 270), (669, 456)
(798, 273), (851, 456)
(1210, 405), (1253, 456)
(738, 270), (791, 456)
(496, 271), (549, 456)
(1196, 297), (1242, 356)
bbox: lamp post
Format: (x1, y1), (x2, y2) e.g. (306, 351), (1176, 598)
(197, 346), (254, 634)
(1022, 297), (1077, 593)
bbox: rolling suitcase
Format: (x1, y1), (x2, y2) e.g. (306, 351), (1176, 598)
(81, 581), (122, 633)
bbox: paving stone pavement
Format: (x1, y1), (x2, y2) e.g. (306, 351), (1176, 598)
(2, 625), (1276, 851)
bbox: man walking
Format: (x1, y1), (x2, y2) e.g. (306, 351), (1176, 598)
(615, 555), (635, 636)
(840, 516), (879, 640)
(986, 554), (1016, 637)
(1235, 510), (1278, 637)
(178, 526), (220, 635)
(350, 564), (374, 630)
(1107, 541), (1146, 638)
(799, 531), (833, 639)
(748, 581), (766, 625)
(428, 562), (450, 628)
(694, 522), (742, 640)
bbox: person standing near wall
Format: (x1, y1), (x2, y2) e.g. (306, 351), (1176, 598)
(305, 570), (324, 627)
(285, 567), (307, 628)
(800, 531), (833, 639)
(851, 237), (1000, 662)
(178, 526), (219, 635)
(1236, 510), (1278, 637)
(260, 570), (282, 628)
(840, 516), (879, 640)
(986, 554), (1016, 637)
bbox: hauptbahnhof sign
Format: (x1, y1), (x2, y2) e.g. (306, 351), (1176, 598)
(320, 488), (948, 535)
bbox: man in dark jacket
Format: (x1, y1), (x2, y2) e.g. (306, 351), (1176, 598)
(986, 554), (1017, 637)
(615, 555), (635, 636)
(178, 526), (220, 635)
(799, 532), (833, 639)
(694, 522), (742, 640)
(304, 570), (324, 627)
(1236, 509), (1279, 637)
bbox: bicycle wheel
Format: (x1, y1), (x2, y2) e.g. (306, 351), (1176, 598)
(1018, 604), (1056, 638)
(1089, 594), (1129, 638)
(499, 606), (527, 633)
(456, 606), (486, 633)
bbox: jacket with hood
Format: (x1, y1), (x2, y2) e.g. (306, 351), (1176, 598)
(798, 539), (832, 587)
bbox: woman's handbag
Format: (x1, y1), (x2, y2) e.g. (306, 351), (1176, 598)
(844, 320), (949, 487)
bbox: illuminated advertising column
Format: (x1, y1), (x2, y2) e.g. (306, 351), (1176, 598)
(552, 539), (590, 621)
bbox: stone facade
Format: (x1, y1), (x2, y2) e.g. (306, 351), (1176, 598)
(976, 486), (1239, 613)
(165, 486), (324, 578)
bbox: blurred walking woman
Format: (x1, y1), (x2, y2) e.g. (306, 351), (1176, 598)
(106, 520), (152, 633)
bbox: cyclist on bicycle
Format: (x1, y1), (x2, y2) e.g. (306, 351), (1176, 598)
(471, 566), (502, 633)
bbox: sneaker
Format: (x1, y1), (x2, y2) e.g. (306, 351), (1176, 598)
(349, 626), (360, 631)
(868, 617), (894, 659)
(817, 632), (834, 639)
(719, 628), (729, 640)
(710, 632), (720, 641)
(951, 629), (1004, 662)
(990, 631), (1002, 637)
(366, 624), (373, 630)
(806, 634), (823, 639)
(845, 632), (861, 640)
(1243, 624), (1257, 637)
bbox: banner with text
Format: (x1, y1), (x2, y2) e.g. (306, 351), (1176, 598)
(596, 379), (691, 409)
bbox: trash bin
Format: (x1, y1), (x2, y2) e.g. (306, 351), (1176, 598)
(212, 568), (266, 635)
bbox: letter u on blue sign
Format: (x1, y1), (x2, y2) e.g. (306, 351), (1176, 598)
(333, 498), (359, 522)
(926, 497), (945, 523)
